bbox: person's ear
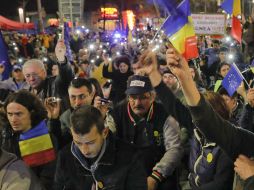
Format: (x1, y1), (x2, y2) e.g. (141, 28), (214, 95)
(102, 127), (109, 139)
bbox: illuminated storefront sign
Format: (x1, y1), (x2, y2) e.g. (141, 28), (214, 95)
(101, 8), (118, 19)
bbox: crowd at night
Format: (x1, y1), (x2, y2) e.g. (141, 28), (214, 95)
(0, 0), (254, 190)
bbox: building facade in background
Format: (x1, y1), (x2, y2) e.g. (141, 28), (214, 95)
(58, 0), (85, 25)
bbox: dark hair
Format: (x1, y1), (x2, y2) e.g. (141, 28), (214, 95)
(70, 105), (105, 135)
(4, 90), (47, 127)
(218, 62), (230, 75)
(212, 39), (220, 45)
(79, 60), (89, 65)
(218, 87), (238, 98)
(69, 78), (93, 94)
(116, 56), (130, 67)
(87, 78), (103, 97)
(203, 91), (230, 120)
(0, 111), (9, 146)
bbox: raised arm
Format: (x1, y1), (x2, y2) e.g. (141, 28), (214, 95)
(165, 47), (254, 160)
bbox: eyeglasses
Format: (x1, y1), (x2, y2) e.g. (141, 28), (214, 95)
(70, 94), (89, 101)
(128, 94), (151, 102)
(24, 73), (40, 79)
(24, 70), (44, 79)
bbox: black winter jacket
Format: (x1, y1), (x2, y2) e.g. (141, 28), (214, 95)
(54, 133), (147, 190)
(189, 95), (254, 190)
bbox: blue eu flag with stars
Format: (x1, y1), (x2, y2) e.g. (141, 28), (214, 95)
(222, 64), (243, 96)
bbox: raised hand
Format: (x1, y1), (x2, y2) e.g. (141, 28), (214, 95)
(136, 50), (158, 76)
(45, 97), (61, 119)
(247, 88), (254, 107)
(165, 47), (201, 106)
(55, 39), (66, 63)
(93, 96), (110, 119)
(165, 48), (190, 81)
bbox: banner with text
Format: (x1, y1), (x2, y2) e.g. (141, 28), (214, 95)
(191, 14), (226, 35)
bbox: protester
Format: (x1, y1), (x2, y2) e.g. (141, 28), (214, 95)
(22, 39), (74, 111)
(0, 64), (29, 91)
(102, 55), (133, 105)
(2, 90), (59, 189)
(0, 111), (43, 190)
(54, 105), (147, 190)
(59, 78), (95, 146)
(165, 47), (254, 190)
(104, 74), (183, 190)
(137, 50), (234, 190)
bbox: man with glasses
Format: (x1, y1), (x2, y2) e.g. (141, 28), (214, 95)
(22, 40), (74, 111)
(107, 75), (182, 190)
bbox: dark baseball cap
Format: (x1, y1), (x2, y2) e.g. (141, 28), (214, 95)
(125, 75), (153, 95)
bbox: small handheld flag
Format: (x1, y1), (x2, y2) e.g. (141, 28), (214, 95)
(222, 63), (244, 96)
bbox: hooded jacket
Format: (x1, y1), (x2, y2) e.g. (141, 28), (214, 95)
(0, 149), (43, 190)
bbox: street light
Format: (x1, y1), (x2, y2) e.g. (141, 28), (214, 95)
(18, 8), (24, 23)
(25, 17), (30, 23)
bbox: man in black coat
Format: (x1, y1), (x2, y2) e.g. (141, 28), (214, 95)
(54, 105), (147, 190)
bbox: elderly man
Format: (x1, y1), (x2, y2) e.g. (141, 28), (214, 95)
(105, 75), (182, 190)
(22, 40), (74, 110)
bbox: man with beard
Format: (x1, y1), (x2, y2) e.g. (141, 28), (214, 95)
(106, 75), (182, 190)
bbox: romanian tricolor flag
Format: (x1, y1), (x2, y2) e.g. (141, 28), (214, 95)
(220, 0), (242, 43)
(19, 120), (56, 167)
(231, 0), (242, 43)
(161, 0), (199, 60)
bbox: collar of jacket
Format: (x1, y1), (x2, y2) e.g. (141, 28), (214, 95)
(194, 128), (216, 147)
(71, 132), (117, 172)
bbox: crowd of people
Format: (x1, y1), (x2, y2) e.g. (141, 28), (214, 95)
(0, 21), (254, 190)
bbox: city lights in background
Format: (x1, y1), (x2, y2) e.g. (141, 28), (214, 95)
(18, 8), (24, 23)
(126, 10), (135, 31)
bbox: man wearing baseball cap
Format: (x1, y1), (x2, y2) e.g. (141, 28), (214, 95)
(108, 74), (183, 190)
(0, 64), (29, 92)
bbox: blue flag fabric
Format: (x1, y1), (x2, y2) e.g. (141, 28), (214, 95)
(156, 0), (178, 15)
(162, 0), (190, 37)
(220, 0), (233, 14)
(222, 64), (243, 96)
(64, 22), (73, 62)
(0, 30), (11, 80)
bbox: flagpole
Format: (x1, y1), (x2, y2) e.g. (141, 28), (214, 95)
(241, 67), (251, 74)
(233, 63), (250, 89)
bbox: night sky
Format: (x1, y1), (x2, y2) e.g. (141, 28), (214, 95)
(0, 0), (104, 18)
